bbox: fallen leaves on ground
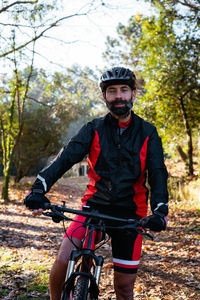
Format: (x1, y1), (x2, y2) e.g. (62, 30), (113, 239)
(0, 177), (200, 299)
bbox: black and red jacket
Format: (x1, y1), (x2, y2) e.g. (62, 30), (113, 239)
(32, 112), (168, 219)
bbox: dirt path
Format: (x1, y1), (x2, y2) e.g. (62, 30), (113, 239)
(0, 177), (200, 299)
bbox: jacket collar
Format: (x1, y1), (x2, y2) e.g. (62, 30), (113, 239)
(107, 111), (135, 127)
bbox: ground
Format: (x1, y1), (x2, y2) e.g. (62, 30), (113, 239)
(0, 176), (200, 300)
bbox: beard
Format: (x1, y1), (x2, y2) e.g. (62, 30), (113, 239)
(105, 98), (133, 117)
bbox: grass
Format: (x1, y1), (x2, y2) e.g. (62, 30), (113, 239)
(168, 176), (200, 211)
(0, 247), (50, 299)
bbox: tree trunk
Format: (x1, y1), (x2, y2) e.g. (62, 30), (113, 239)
(1, 162), (11, 203)
(187, 134), (194, 176)
(14, 169), (24, 183)
(198, 124), (200, 178)
(179, 96), (194, 176)
(176, 145), (188, 163)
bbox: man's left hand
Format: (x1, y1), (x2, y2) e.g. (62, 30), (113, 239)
(141, 214), (167, 232)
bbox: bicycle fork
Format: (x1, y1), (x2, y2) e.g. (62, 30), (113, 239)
(65, 225), (104, 285)
(66, 249), (103, 284)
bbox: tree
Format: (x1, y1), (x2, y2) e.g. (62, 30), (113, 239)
(12, 65), (104, 182)
(0, 0), (105, 202)
(13, 106), (61, 183)
(0, 62), (102, 201)
(0, 34), (36, 201)
(104, 4), (200, 175)
(143, 0), (200, 18)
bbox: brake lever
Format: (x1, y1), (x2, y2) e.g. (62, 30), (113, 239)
(126, 224), (154, 241)
(43, 209), (72, 222)
(42, 211), (54, 217)
(137, 228), (154, 240)
(145, 232), (154, 240)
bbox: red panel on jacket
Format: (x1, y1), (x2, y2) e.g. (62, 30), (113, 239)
(133, 137), (149, 218)
(82, 130), (101, 202)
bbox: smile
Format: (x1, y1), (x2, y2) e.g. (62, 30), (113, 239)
(114, 103), (125, 107)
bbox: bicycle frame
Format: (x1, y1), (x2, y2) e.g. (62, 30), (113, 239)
(62, 220), (104, 299)
(43, 203), (153, 299)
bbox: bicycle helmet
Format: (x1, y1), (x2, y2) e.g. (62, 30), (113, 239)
(99, 67), (136, 92)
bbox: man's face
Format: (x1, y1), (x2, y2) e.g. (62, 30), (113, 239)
(103, 84), (136, 118)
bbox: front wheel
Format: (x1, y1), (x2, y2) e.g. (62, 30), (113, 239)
(73, 276), (89, 300)
(62, 276), (93, 300)
(61, 289), (73, 300)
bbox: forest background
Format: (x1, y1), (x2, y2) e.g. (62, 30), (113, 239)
(0, 0), (199, 203)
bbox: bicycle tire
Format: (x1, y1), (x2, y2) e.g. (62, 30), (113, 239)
(61, 288), (73, 300)
(73, 276), (89, 300)
(61, 276), (98, 300)
(62, 256), (97, 300)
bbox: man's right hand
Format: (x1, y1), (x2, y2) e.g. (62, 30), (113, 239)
(24, 189), (50, 210)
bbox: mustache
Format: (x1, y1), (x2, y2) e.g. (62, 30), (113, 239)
(111, 99), (128, 105)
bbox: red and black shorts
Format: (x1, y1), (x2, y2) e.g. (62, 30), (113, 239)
(64, 204), (143, 274)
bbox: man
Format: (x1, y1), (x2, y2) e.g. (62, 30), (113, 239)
(25, 67), (168, 300)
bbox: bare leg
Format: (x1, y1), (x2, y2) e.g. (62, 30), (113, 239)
(114, 271), (137, 300)
(50, 237), (82, 300)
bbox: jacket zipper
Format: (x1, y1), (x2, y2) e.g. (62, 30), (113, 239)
(116, 127), (121, 149)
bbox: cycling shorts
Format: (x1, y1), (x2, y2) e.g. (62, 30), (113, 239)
(64, 204), (143, 274)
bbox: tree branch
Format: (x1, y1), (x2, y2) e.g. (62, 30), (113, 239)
(177, 0), (200, 11)
(21, 38), (35, 112)
(27, 96), (55, 107)
(0, 12), (88, 58)
(0, 22), (38, 28)
(0, 1), (38, 14)
(181, 86), (200, 99)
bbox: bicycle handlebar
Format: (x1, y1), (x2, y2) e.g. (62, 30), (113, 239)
(43, 202), (154, 240)
(44, 203), (141, 224)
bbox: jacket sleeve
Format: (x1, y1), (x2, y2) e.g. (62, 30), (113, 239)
(146, 128), (169, 216)
(32, 122), (94, 193)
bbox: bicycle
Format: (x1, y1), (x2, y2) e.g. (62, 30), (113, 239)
(43, 202), (153, 300)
